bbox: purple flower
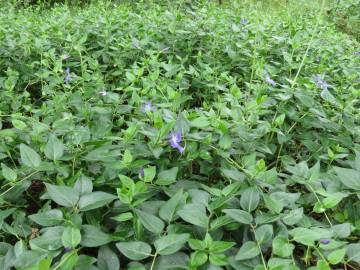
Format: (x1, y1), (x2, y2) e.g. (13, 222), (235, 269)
(132, 40), (141, 49)
(265, 74), (276, 86)
(139, 167), (144, 178)
(64, 67), (71, 84)
(313, 74), (330, 90)
(319, 239), (331, 245)
(62, 54), (70, 60)
(100, 90), (107, 96)
(169, 131), (184, 154)
(64, 247), (72, 253)
(241, 18), (249, 25)
(354, 51), (360, 56)
(160, 47), (170, 53)
(140, 100), (155, 113)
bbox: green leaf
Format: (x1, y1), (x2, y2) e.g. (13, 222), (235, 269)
(19, 254), (52, 270)
(263, 194), (283, 213)
(29, 209), (63, 226)
(210, 215), (234, 231)
(240, 187), (260, 212)
(30, 226), (64, 251)
(255, 224), (273, 244)
(82, 146), (120, 162)
(78, 191), (116, 211)
(272, 236), (294, 257)
(189, 189), (209, 206)
(190, 251), (208, 267)
(210, 241), (235, 253)
(45, 183), (79, 208)
(12, 119), (27, 130)
(209, 253), (228, 266)
(317, 260), (331, 270)
(111, 212), (133, 222)
(1, 163), (17, 182)
(44, 135), (64, 160)
(188, 239), (207, 250)
(97, 245), (120, 270)
(74, 175), (93, 195)
(154, 233), (190, 255)
(119, 174), (135, 190)
(20, 144), (41, 168)
(328, 248), (346, 264)
(38, 258), (52, 270)
(191, 117), (210, 128)
(116, 241), (152, 260)
(222, 182), (242, 196)
(275, 114), (286, 126)
(125, 71), (136, 82)
(323, 193), (346, 208)
(346, 243), (360, 263)
(154, 252), (189, 269)
(75, 255), (97, 270)
(62, 227), (81, 248)
(209, 195), (233, 211)
(219, 134), (232, 150)
(13, 250), (48, 269)
(122, 149), (133, 165)
(178, 203), (209, 228)
(222, 209), (253, 224)
(56, 251), (79, 270)
(331, 223), (351, 238)
(221, 168), (245, 182)
(235, 241), (260, 260)
(289, 227), (333, 246)
(267, 258), (295, 269)
(159, 189), (184, 223)
(156, 167), (178, 185)
(334, 167), (360, 190)
(143, 166), (156, 183)
(80, 225), (112, 247)
(282, 208), (303, 225)
(174, 112), (190, 134)
(320, 89), (337, 105)
(135, 209), (165, 234)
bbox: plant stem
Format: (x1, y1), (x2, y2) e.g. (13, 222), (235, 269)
(150, 252), (158, 270)
(304, 246), (311, 265)
(307, 184), (333, 227)
(314, 246), (330, 266)
(250, 224), (268, 270)
(290, 0), (326, 90)
(0, 171), (38, 197)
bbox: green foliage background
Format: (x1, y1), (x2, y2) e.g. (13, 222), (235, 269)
(0, 0), (359, 269)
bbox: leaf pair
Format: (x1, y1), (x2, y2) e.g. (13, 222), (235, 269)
(20, 136), (64, 168)
(45, 183), (116, 211)
(116, 234), (189, 260)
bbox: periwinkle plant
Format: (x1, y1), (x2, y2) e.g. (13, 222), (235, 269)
(169, 131), (185, 154)
(64, 67), (71, 84)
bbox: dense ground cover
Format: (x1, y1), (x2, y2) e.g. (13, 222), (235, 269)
(0, 0), (360, 269)
(327, 0), (360, 41)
